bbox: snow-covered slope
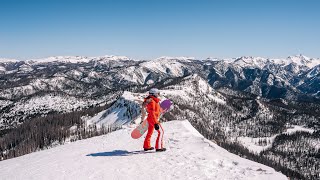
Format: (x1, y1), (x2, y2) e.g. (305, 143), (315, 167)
(232, 54), (320, 69)
(86, 92), (141, 127)
(0, 120), (286, 180)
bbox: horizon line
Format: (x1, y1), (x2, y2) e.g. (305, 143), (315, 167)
(0, 53), (318, 61)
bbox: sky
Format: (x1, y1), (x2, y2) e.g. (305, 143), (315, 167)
(0, 0), (319, 60)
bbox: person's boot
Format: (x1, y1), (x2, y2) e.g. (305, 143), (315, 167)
(156, 148), (166, 152)
(144, 147), (154, 151)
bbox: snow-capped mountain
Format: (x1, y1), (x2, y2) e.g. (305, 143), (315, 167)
(0, 120), (287, 180)
(1, 54), (319, 130)
(0, 58), (19, 63)
(25, 55), (131, 64)
(76, 75), (318, 179)
(1, 73), (319, 179)
(232, 54), (320, 70)
(295, 64), (320, 95)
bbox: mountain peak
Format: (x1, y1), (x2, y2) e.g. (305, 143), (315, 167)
(287, 54), (310, 61)
(99, 55), (131, 61)
(233, 56), (267, 68)
(155, 56), (195, 61)
(286, 54), (320, 68)
(205, 57), (220, 61)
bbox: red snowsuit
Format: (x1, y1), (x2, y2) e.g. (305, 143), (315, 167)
(143, 95), (164, 150)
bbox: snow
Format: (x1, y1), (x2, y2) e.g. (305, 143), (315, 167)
(0, 120), (287, 180)
(306, 65), (320, 78)
(285, 125), (315, 135)
(285, 54), (320, 68)
(28, 56), (92, 64)
(86, 91), (140, 127)
(231, 54), (320, 70)
(207, 94), (226, 104)
(93, 55), (131, 65)
(0, 100), (13, 109)
(87, 107), (131, 127)
(0, 58), (18, 63)
(236, 136), (277, 154)
(234, 56), (267, 68)
(156, 56), (195, 62)
(237, 126), (315, 154)
(161, 88), (192, 101)
(19, 64), (33, 72)
(314, 91), (320, 96)
(11, 94), (96, 115)
(122, 91), (137, 101)
(140, 69), (151, 83)
(88, 71), (100, 78)
(205, 57), (220, 61)
(141, 58), (186, 76)
(26, 55), (131, 65)
(120, 66), (139, 83)
(113, 67), (151, 84)
(100, 55), (130, 61)
(160, 74), (226, 105)
(0, 66), (5, 71)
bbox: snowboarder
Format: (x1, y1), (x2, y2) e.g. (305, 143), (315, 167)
(142, 88), (166, 152)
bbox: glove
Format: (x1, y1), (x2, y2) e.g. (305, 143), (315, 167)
(154, 123), (160, 130)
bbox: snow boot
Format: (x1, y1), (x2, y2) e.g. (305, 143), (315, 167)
(156, 148), (166, 152)
(144, 147), (154, 151)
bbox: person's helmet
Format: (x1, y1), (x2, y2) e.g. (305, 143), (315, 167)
(149, 88), (160, 95)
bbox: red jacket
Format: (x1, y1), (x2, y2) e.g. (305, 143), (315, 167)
(143, 95), (161, 125)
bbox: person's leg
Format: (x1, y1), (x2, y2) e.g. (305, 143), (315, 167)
(143, 123), (154, 149)
(155, 124), (164, 149)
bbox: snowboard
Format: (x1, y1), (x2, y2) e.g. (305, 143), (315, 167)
(131, 99), (172, 139)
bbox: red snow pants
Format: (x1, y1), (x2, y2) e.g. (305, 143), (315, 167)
(143, 123), (164, 150)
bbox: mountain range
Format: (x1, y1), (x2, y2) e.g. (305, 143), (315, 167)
(0, 54), (319, 179)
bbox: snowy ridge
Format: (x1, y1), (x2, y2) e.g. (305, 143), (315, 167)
(26, 55), (131, 64)
(161, 74), (226, 104)
(141, 58), (187, 77)
(0, 66), (5, 72)
(233, 56), (267, 68)
(0, 58), (19, 63)
(0, 120), (287, 180)
(155, 56), (195, 61)
(306, 64), (320, 78)
(286, 54), (318, 68)
(232, 54), (320, 69)
(86, 92), (141, 127)
(85, 75), (225, 128)
(0, 54), (319, 68)
(0, 93), (112, 129)
(98, 55), (130, 61)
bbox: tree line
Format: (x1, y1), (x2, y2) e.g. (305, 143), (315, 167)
(0, 95), (121, 161)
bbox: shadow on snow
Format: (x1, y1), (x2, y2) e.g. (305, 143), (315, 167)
(86, 150), (154, 157)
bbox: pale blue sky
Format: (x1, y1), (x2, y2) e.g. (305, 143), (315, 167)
(0, 0), (319, 60)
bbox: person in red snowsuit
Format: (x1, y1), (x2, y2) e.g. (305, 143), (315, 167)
(143, 88), (166, 152)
